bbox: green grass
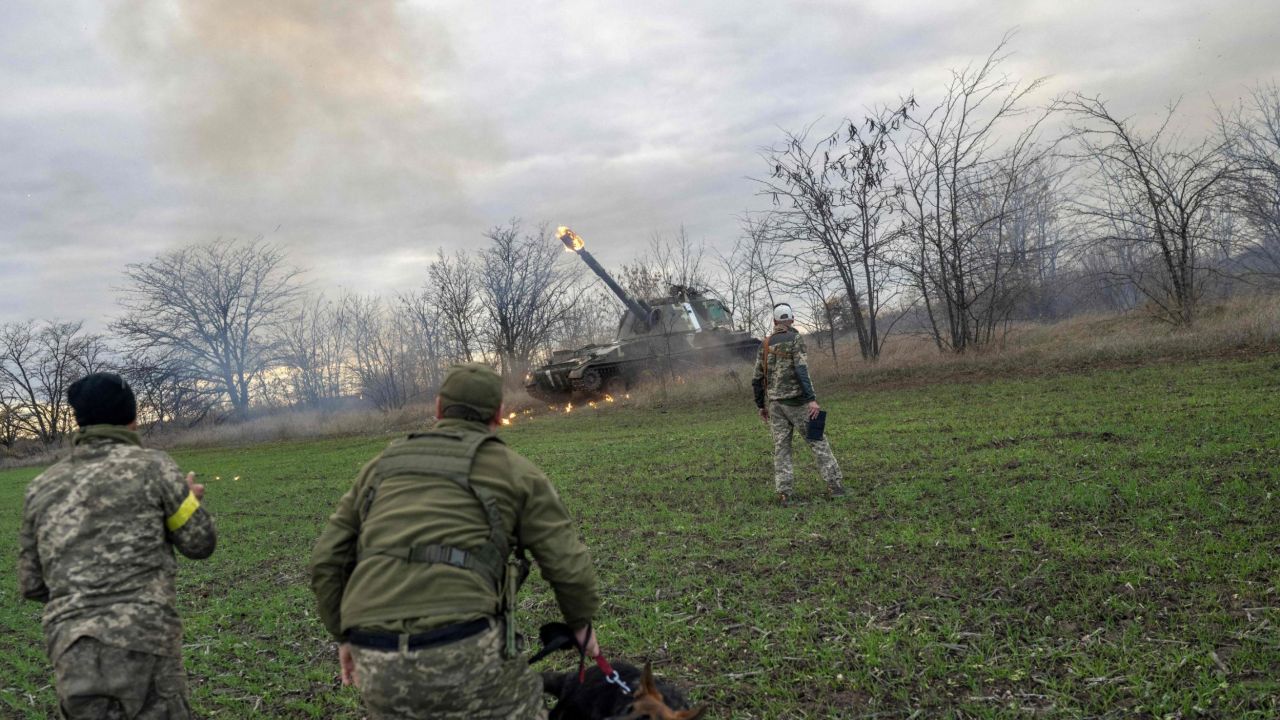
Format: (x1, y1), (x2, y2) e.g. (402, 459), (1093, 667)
(2, 356), (1278, 718)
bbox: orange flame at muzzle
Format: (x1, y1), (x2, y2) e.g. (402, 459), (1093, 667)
(558, 226), (585, 252)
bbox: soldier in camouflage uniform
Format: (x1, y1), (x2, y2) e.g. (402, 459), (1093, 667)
(310, 362), (601, 720)
(752, 304), (846, 505)
(18, 372), (217, 719)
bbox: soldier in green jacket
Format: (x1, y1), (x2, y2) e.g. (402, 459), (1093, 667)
(752, 303), (846, 505)
(310, 362), (601, 720)
(18, 372), (217, 719)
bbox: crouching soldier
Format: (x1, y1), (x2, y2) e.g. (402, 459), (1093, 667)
(18, 372), (217, 719)
(310, 362), (601, 719)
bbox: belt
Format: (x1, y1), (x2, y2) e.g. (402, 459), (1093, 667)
(346, 618), (491, 652)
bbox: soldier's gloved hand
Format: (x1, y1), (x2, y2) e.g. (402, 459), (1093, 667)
(573, 625), (600, 659)
(807, 401), (821, 420)
(758, 407), (769, 422)
(185, 472), (205, 501)
(338, 642), (358, 686)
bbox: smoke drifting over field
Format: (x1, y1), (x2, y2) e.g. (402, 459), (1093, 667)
(106, 0), (496, 219)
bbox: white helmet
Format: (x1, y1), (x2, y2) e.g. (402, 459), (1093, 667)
(772, 303), (794, 322)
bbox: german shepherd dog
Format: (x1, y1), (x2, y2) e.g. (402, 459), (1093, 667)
(542, 661), (707, 720)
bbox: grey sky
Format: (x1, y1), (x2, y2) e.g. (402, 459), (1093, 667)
(2, 0), (1277, 329)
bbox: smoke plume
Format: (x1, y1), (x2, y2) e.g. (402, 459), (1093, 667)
(107, 0), (499, 213)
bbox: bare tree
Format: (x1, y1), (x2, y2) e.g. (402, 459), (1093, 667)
(119, 350), (217, 430)
(892, 40), (1052, 350)
(398, 289), (452, 392)
(788, 263), (844, 366)
(477, 220), (578, 382)
(0, 392), (19, 451)
(644, 226), (710, 292)
(115, 239), (303, 417)
(279, 293), (349, 408)
(757, 124), (877, 359)
(1219, 83), (1280, 284)
(425, 250), (482, 362)
(1066, 95), (1236, 325)
(833, 100), (917, 357)
(617, 263), (666, 301)
(555, 283), (621, 349)
(344, 295), (427, 411)
(711, 240), (751, 333)
(612, 228), (711, 303)
(1002, 157), (1071, 319)
(715, 214), (785, 337)
(0, 320), (105, 445)
(756, 97), (919, 361)
(1074, 238), (1144, 313)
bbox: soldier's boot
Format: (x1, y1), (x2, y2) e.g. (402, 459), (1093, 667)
(776, 492), (789, 507)
(827, 486), (848, 500)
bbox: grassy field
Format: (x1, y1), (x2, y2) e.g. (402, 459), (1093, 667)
(1, 355), (1278, 718)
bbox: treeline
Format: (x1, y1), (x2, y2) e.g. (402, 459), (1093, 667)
(0, 221), (713, 448)
(745, 42), (1280, 359)
(4, 43), (1279, 449)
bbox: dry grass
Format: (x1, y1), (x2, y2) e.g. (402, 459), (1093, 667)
(623, 369), (751, 409)
(805, 292), (1280, 394)
(0, 451), (57, 471)
(614, 294), (1280, 414)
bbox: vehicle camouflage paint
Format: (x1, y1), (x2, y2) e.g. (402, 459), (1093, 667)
(524, 227), (761, 402)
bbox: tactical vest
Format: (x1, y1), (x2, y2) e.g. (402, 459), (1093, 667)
(355, 429), (510, 592)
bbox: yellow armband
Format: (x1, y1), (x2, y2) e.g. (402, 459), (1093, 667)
(166, 491), (200, 532)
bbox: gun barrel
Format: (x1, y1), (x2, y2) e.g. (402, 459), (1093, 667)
(577, 248), (653, 330)
(558, 227), (652, 331)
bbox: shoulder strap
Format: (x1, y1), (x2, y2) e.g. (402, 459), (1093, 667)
(761, 332), (773, 394)
(356, 430), (510, 590)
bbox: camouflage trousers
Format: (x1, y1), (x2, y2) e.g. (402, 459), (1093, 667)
(53, 637), (191, 720)
(350, 620), (546, 720)
(768, 401), (844, 495)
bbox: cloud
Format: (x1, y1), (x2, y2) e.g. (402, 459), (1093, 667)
(2, 0), (1278, 327)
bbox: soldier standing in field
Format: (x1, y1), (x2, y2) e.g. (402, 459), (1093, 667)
(752, 303), (846, 505)
(18, 372), (218, 719)
(310, 362), (601, 720)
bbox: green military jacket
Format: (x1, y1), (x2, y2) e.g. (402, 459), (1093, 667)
(18, 425), (218, 662)
(309, 418), (600, 640)
(752, 324), (818, 406)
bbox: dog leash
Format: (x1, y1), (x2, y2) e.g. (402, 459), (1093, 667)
(531, 621), (633, 696)
(580, 652), (632, 695)
(574, 623), (633, 695)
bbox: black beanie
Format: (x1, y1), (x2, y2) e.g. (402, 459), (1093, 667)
(68, 372), (138, 427)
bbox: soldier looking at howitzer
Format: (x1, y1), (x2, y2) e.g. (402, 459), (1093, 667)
(18, 372), (217, 719)
(310, 362), (601, 719)
(752, 303), (847, 505)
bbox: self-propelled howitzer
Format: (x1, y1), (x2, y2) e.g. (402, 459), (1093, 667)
(523, 227), (761, 402)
